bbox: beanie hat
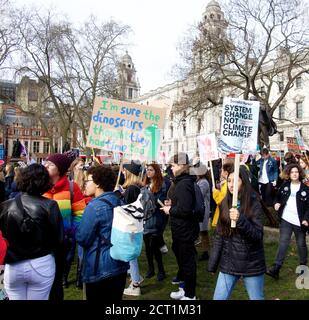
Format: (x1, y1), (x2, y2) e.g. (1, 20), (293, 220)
(46, 153), (74, 176)
(123, 160), (141, 176)
(169, 152), (189, 165)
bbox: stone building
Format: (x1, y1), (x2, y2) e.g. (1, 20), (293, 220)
(133, 0), (309, 159)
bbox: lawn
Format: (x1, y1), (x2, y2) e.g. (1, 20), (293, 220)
(64, 226), (309, 300)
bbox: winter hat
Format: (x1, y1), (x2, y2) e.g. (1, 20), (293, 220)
(123, 160), (141, 176)
(169, 152), (189, 165)
(46, 153), (75, 176)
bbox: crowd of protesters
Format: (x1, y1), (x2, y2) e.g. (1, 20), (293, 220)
(0, 147), (309, 301)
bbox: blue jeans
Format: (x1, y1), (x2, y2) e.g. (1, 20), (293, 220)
(213, 272), (264, 300)
(129, 259), (142, 284)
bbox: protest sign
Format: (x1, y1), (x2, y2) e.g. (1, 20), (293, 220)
(86, 97), (166, 161)
(219, 97), (259, 154)
(219, 97), (259, 228)
(197, 133), (219, 162)
(197, 133), (219, 187)
(294, 128), (308, 151)
(287, 137), (300, 154)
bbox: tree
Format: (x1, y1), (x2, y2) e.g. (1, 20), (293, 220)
(14, 7), (130, 152)
(0, 0), (21, 73)
(174, 0), (309, 148)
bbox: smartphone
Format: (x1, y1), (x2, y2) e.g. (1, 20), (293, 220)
(157, 199), (165, 207)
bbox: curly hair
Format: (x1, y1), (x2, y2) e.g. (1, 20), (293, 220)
(87, 165), (116, 192)
(16, 164), (52, 195)
(283, 163), (305, 181)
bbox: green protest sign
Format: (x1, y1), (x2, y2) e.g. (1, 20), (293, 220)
(86, 97), (166, 161)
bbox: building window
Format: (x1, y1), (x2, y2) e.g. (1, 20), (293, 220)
(197, 118), (202, 133)
(278, 81), (284, 93)
(33, 141), (40, 153)
(32, 130), (41, 136)
(278, 105), (285, 120)
(218, 54), (225, 64)
(279, 132), (284, 142)
(168, 145), (171, 152)
(24, 141), (28, 150)
(183, 124), (186, 136)
(296, 102), (303, 119)
(199, 50), (203, 65)
(43, 142), (49, 153)
(24, 130), (30, 135)
(296, 76), (302, 89)
(13, 129), (19, 135)
(128, 88), (133, 99)
(170, 125), (173, 139)
(54, 142), (58, 153)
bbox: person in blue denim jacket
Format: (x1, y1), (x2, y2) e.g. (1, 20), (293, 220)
(76, 166), (129, 301)
(256, 148), (279, 207)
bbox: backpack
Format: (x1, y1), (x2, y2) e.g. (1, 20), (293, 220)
(139, 186), (157, 220)
(110, 191), (151, 262)
(194, 182), (206, 223)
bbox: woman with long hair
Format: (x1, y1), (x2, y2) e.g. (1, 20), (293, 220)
(299, 156), (309, 187)
(142, 163), (168, 281)
(266, 163), (309, 279)
(208, 165), (266, 300)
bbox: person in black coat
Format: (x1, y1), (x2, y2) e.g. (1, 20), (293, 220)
(208, 165), (266, 300)
(266, 163), (309, 279)
(161, 153), (199, 300)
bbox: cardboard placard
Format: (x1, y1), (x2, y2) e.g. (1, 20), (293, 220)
(86, 97), (166, 161)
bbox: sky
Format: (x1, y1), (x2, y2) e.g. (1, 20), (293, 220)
(13, 0), (212, 94)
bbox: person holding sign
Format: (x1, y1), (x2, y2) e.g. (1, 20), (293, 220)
(266, 164), (309, 280)
(208, 166), (266, 300)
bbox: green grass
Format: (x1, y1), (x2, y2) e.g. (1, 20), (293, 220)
(64, 227), (309, 300)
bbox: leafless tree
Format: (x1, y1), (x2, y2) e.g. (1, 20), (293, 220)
(174, 0), (309, 148)
(13, 7), (130, 152)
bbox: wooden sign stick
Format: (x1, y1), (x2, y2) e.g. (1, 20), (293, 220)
(115, 157), (123, 189)
(231, 153), (241, 228)
(209, 160), (215, 189)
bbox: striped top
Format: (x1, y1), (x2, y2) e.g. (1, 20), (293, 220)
(43, 176), (86, 235)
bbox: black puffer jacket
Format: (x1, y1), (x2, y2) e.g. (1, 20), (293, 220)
(275, 181), (309, 227)
(169, 173), (199, 242)
(0, 193), (64, 263)
(208, 197), (266, 276)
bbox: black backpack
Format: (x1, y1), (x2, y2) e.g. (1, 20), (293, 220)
(194, 182), (206, 223)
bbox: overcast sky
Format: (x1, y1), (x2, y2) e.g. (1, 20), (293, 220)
(13, 0), (212, 94)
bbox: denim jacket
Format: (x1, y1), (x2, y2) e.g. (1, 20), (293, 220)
(257, 157), (278, 183)
(76, 191), (129, 283)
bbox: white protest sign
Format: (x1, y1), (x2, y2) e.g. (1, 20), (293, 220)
(219, 97), (260, 154)
(197, 133), (219, 162)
